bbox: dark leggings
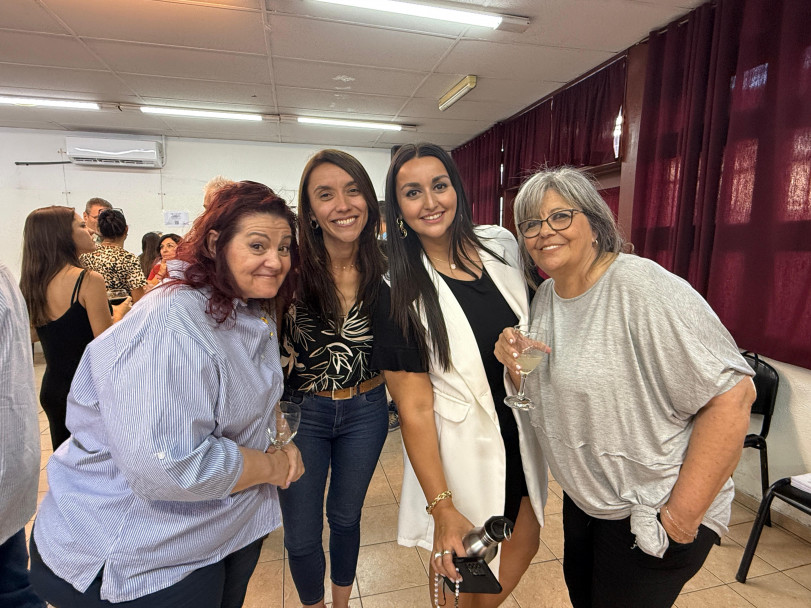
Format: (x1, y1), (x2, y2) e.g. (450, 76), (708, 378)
(30, 533), (263, 608)
(562, 493), (718, 608)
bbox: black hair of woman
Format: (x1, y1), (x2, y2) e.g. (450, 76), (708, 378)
(384, 142), (505, 371)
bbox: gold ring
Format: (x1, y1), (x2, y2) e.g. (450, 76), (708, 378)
(442, 550), (452, 555)
(433, 551), (443, 560)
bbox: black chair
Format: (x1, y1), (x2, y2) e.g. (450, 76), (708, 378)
(742, 351), (779, 526)
(735, 477), (811, 583)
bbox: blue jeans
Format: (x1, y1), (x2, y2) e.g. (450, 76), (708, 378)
(0, 529), (46, 608)
(278, 384), (388, 606)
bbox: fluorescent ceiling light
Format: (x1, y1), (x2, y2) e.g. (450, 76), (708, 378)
(297, 116), (403, 131)
(439, 75), (477, 111)
(140, 107), (262, 121)
(0, 96), (99, 110)
(314, 0), (510, 29)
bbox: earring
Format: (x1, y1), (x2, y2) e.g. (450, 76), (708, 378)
(397, 217), (408, 238)
(310, 217), (320, 231)
(592, 237), (599, 246)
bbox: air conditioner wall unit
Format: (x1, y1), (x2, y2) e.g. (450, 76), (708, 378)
(66, 137), (165, 168)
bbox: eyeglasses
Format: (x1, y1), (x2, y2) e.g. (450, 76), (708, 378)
(517, 209), (584, 238)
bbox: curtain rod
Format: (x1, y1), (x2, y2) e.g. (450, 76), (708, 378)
(503, 51), (627, 123)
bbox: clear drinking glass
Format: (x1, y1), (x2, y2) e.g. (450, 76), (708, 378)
(106, 288), (128, 305)
(267, 401), (301, 448)
(504, 325), (548, 411)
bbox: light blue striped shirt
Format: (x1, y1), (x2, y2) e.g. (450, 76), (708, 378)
(0, 262), (41, 544)
(34, 280), (283, 602)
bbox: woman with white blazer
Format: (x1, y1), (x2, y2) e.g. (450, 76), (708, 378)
(372, 143), (547, 608)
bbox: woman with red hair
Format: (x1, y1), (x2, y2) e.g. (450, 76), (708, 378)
(30, 181), (305, 607)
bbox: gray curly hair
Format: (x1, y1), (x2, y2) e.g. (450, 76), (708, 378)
(513, 166), (625, 283)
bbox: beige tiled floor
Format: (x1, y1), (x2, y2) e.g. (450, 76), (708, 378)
(28, 354), (811, 607)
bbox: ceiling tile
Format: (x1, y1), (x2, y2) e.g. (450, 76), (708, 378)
(84, 40), (272, 83)
(120, 74), (276, 108)
(276, 87), (406, 116)
(438, 39), (614, 83)
(0, 64), (137, 99)
(0, 31), (108, 69)
(272, 58), (427, 97)
(0, 0), (66, 34)
(44, 0), (267, 54)
(268, 15), (456, 71)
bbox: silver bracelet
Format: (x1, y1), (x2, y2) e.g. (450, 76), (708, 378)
(662, 504), (698, 541)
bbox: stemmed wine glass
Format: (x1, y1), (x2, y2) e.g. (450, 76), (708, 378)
(267, 401), (301, 448)
(504, 325), (549, 411)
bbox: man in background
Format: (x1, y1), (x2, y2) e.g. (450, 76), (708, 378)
(0, 261), (46, 608)
(83, 197), (113, 243)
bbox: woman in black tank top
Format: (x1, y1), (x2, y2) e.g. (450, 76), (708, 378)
(21, 206), (132, 450)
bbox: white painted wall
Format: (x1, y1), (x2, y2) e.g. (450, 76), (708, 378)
(0, 127), (392, 279)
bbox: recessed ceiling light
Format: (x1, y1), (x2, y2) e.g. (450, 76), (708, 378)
(297, 116), (405, 131)
(140, 107), (263, 121)
(0, 96), (100, 110)
(313, 0), (529, 31)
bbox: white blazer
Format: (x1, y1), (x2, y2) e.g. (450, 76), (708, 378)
(396, 225), (548, 577)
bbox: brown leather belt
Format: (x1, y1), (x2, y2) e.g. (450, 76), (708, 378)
(314, 374), (385, 400)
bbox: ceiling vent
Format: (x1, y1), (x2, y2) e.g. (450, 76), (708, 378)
(65, 137), (165, 168)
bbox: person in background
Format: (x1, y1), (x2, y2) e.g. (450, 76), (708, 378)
(30, 181), (304, 607)
(80, 208), (147, 302)
(0, 261), (46, 608)
(83, 197), (113, 244)
(279, 150), (388, 608)
(495, 167), (756, 608)
(139, 231), (163, 280)
(147, 233), (182, 285)
(20, 206), (131, 450)
(373, 143), (547, 607)
(204, 176), (237, 211)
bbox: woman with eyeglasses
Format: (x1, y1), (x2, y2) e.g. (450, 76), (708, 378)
(372, 143), (547, 607)
(494, 167), (756, 608)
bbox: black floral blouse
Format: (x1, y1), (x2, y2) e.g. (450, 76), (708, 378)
(80, 245), (147, 294)
(281, 301), (378, 393)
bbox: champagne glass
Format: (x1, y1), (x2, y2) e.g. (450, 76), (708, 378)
(504, 325), (548, 411)
(267, 401), (301, 448)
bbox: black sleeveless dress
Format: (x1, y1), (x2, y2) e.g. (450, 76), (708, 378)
(37, 270), (95, 450)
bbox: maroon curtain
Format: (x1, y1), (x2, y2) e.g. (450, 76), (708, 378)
(631, 3), (722, 276)
(452, 123), (503, 225)
(598, 186), (621, 219)
(632, 0), (811, 368)
(549, 58), (626, 167)
(707, 0), (811, 368)
(502, 101), (553, 192)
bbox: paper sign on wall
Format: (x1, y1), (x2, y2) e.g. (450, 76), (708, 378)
(164, 211), (190, 226)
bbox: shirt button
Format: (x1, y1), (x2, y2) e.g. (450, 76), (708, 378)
(155, 452), (165, 459)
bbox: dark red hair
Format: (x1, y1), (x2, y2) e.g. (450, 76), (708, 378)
(174, 180), (298, 323)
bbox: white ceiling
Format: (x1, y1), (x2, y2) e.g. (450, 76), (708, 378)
(0, 0), (704, 150)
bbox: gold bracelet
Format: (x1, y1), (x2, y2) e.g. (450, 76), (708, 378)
(426, 490), (453, 514)
(662, 504), (698, 541)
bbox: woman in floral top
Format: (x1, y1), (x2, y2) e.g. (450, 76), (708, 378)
(80, 208), (147, 302)
(280, 150), (387, 608)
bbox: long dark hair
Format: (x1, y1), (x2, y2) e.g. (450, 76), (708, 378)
(20, 206), (82, 327)
(297, 149), (386, 329)
(384, 142), (504, 371)
(174, 181), (299, 324)
(139, 231), (162, 277)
